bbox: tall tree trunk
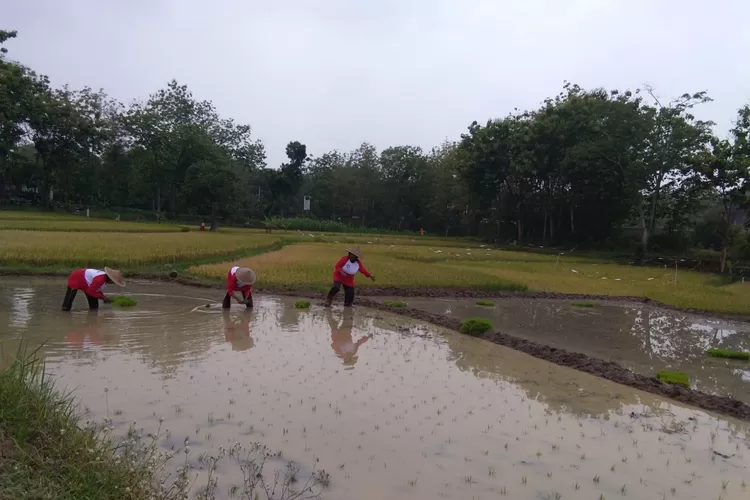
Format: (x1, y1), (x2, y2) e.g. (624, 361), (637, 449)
(156, 187), (161, 220)
(721, 245), (728, 274)
(210, 201), (219, 232)
(639, 198), (649, 256)
(542, 210), (548, 247)
(569, 206), (575, 234)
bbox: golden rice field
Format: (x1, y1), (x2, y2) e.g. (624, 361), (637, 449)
(0, 218), (191, 232)
(3, 210), (750, 313)
(189, 244), (524, 290)
(0, 231), (280, 267)
(191, 243), (750, 313)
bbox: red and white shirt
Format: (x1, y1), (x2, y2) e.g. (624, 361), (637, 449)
(333, 257), (371, 287)
(227, 266), (253, 296)
(67, 269), (108, 299)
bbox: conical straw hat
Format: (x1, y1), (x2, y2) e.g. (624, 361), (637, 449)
(346, 246), (362, 258)
(104, 267), (126, 287)
(236, 267), (257, 285)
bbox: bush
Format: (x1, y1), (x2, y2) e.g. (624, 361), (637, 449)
(706, 348), (750, 360)
(180, 226), (190, 232)
(384, 300), (407, 308)
(460, 318), (493, 336)
(475, 299), (495, 306)
(111, 296), (137, 307)
(262, 217), (413, 235)
(656, 370), (689, 388)
(294, 300), (311, 309)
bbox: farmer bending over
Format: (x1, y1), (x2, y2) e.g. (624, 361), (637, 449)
(62, 267), (125, 311)
(325, 246), (375, 307)
(223, 266), (256, 309)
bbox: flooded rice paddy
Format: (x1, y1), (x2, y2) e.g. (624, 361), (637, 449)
(1, 279), (749, 499)
(397, 297), (750, 405)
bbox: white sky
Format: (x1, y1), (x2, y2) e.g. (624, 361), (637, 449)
(4, 0), (749, 168)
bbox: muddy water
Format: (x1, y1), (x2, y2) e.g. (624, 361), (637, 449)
(1, 280), (749, 500)
(390, 297), (750, 404)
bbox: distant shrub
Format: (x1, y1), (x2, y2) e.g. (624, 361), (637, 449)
(656, 370), (689, 388)
(475, 299), (495, 306)
(384, 300), (408, 308)
(295, 300), (311, 309)
(180, 226), (190, 232)
(460, 318), (493, 337)
(706, 348), (750, 360)
(111, 296), (137, 307)
(262, 217), (414, 235)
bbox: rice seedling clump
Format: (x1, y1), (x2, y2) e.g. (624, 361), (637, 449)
(656, 370), (690, 388)
(460, 318), (493, 337)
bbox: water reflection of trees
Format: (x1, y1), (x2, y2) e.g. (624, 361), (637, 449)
(627, 308), (749, 361)
(627, 307), (750, 402)
(407, 297), (750, 405)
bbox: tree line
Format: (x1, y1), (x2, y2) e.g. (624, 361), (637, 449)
(2, 30), (749, 268)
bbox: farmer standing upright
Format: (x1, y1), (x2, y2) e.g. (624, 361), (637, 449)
(223, 266), (256, 309)
(325, 246), (375, 307)
(62, 267), (126, 311)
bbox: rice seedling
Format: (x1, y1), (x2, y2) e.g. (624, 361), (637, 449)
(460, 318), (493, 336)
(475, 299), (495, 306)
(111, 296), (137, 307)
(571, 301), (596, 308)
(384, 300), (408, 308)
(295, 300), (311, 309)
(706, 349), (750, 360)
(656, 370), (690, 388)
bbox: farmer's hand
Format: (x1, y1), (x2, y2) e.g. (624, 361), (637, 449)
(103, 297), (112, 304)
(370, 276), (376, 282)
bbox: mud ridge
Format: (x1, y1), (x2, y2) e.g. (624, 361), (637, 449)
(353, 298), (750, 422)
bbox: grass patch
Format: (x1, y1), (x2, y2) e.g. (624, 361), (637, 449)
(111, 296), (137, 307)
(656, 370), (690, 388)
(0, 348), (189, 499)
(706, 348), (750, 360)
(295, 300), (311, 309)
(475, 299), (495, 306)
(460, 318), (493, 336)
(384, 300), (408, 308)
(571, 301), (596, 308)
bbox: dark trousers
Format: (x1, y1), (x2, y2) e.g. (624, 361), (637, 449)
(222, 292), (253, 309)
(328, 281), (355, 306)
(62, 287), (99, 311)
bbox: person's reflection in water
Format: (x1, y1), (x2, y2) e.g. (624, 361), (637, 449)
(327, 309), (370, 368)
(222, 310), (255, 352)
(65, 311), (104, 350)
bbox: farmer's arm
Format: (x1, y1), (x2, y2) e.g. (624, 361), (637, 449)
(358, 261), (375, 281)
(86, 275), (109, 301)
(227, 273), (246, 302)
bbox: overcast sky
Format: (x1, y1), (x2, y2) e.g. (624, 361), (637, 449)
(4, 0), (749, 168)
